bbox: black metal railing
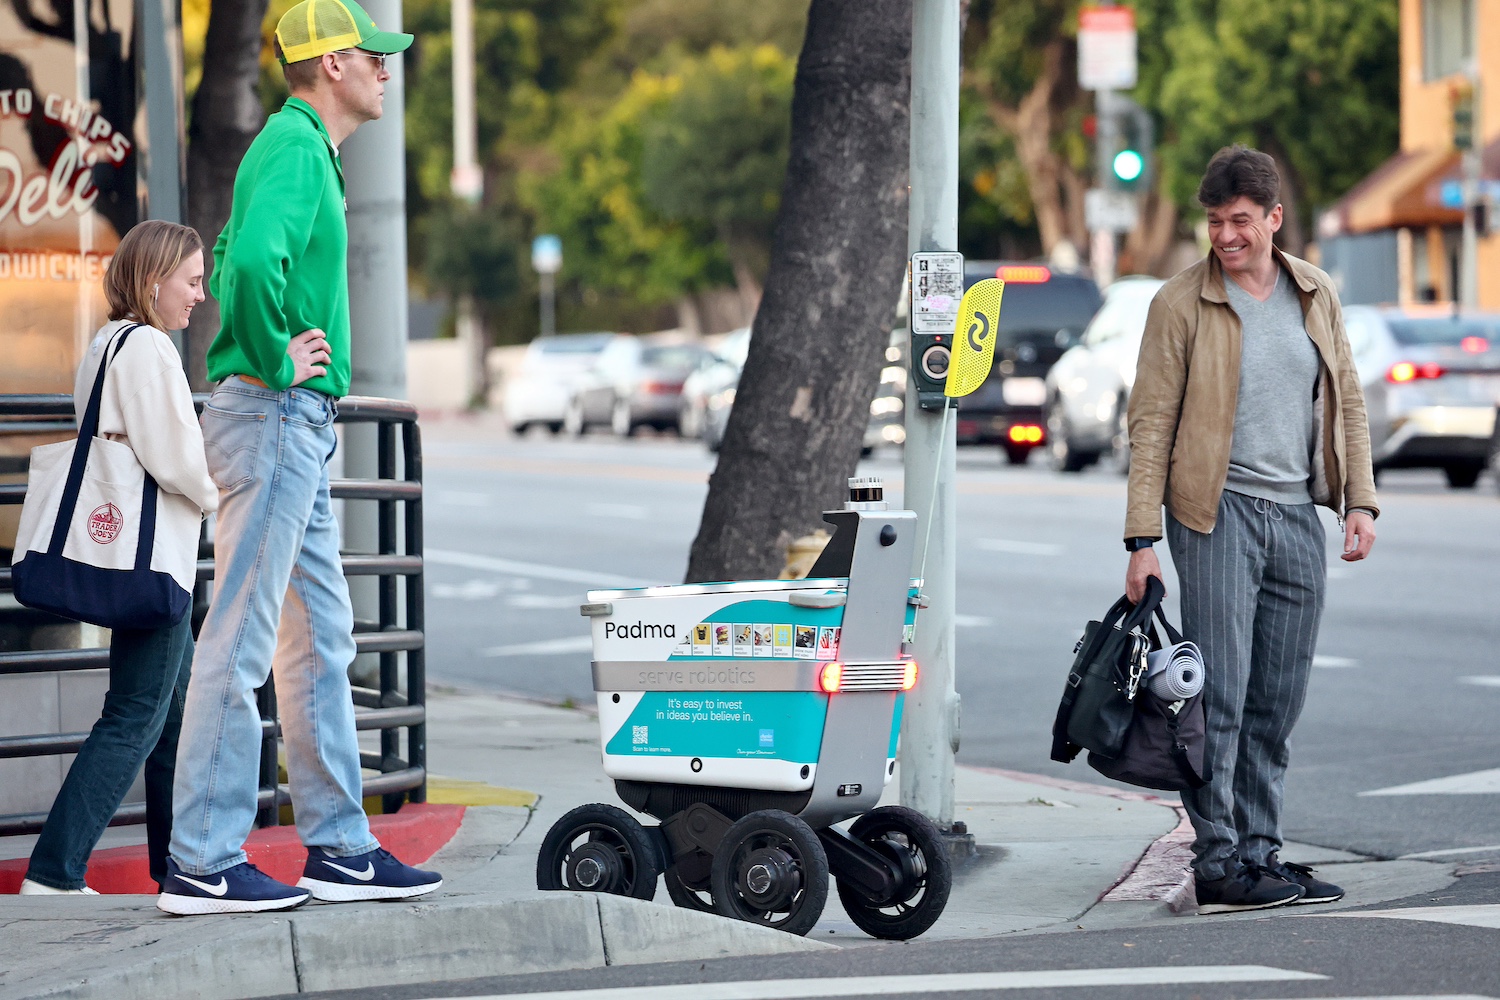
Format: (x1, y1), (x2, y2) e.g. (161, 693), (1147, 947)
(0, 393), (425, 836)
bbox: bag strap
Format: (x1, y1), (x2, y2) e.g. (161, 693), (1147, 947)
(1145, 605), (1187, 650)
(46, 323), (145, 556)
(1164, 702), (1207, 789)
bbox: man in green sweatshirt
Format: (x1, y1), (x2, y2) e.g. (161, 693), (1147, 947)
(160, 0), (441, 915)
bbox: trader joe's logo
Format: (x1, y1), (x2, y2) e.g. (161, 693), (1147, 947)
(88, 503), (123, 544)
(0, 88), (133, 227)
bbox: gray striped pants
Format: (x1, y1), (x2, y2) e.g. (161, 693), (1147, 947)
(1165, 490), (1327, 881)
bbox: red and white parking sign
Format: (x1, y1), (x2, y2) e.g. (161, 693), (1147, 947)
(1078, 6), (1138, 91)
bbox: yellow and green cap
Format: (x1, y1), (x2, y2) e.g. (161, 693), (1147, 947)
(275, 0), (413, 64)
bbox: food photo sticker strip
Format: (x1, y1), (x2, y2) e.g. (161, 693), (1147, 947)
(774, 624), (793, 658)
(753, 624), (774, 657)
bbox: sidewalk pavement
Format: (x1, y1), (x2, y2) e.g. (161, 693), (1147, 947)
(0, 687), (1458, 1000)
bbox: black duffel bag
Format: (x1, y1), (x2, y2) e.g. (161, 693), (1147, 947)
(1050, 578), (1210, 791)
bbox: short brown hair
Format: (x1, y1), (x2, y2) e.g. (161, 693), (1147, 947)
(1196, 145), (1280, 212)
(104, 221), (204, 331)
(275, 37), (323, 91)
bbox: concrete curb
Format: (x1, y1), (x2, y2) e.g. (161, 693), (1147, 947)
(1, 892), (832, 1000)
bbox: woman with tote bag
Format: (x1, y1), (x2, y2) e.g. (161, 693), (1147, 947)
(16, 221), (218, 894)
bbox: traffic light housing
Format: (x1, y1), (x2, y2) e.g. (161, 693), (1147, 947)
(1107, 96), (1154, 193)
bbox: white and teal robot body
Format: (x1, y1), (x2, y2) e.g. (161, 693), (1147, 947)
(591, 583), (909, 797)
(537, 481), (954, 940)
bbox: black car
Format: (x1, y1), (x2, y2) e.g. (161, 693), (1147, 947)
(955, 262), (1102, 463)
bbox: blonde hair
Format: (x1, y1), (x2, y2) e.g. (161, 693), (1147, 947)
(104, 220), (204, 331)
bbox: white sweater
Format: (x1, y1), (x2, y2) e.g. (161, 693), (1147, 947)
(75, 320), (218, 516)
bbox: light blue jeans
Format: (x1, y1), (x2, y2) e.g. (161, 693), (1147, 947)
(170, 377), (377, 876)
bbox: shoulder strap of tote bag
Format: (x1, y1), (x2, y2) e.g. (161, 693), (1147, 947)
(44, 323), (147, 558)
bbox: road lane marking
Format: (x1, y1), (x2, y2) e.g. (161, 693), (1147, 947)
(954, 614), (994, 628)
(1312, 655), (1359, 668)
(1361, 768), (1500, 796)
(1325, 903), (1500, 929)
(1400, 844), (1500, 859)
(480, 636), (593, 658)
(426, 549), (647, 589)
(427, 966), (1326, 1000)
(431, 580), (505, 600)
(977, 538), (1064, 556)
(1459, 676), (1500, 688)
(507, 594), (587, 610)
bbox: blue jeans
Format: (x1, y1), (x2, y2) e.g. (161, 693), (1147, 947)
(26, 614), (193, 890)
(170, 377), (376, 876)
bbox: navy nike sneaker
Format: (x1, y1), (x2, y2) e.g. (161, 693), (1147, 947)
(157, 858), (309, 915)
(297, 846), (443, 901)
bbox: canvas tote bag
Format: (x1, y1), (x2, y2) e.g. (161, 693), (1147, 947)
(11, 324), (194, 629)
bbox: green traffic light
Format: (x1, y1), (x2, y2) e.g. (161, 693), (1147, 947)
(1113, 149), (1144, 182)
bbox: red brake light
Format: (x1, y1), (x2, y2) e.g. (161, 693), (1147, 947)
(901, 661), (918, 691)
(1386, 362), (1446, 383)
(996, 265), (1051, 284)
(819, 662), (843, 693)
(1461, 336), (1489, 353)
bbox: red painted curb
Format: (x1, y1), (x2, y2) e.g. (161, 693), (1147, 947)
(0, 803), (465, 895)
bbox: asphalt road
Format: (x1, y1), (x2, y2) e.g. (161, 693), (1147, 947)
(286, 867), (1500, 1000)
(417, 424), (1500, 863)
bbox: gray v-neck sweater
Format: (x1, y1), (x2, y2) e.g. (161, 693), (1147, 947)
(1222, 270), (1320, 505)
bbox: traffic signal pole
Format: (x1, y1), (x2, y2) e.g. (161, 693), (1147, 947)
(900, 0), (962, 833)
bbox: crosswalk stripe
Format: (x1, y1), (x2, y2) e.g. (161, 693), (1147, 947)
(420, 965), (1325, 1000)
(1313, 654), (1358, 668)
(1459, 676), (1500, 688)
(977, 538), (1064, 556)
(1324, 903), (1500, 930)
(1360, 768), (1500, 796)
(1400, 844), (1500, 860)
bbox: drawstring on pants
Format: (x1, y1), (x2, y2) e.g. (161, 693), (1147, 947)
(1252, 497), (1285, 521)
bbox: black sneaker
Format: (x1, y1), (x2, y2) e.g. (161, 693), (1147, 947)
(1256, 856), (1345, 904)
(1195, 864), (1305, 914)
(157, 859), (309, 915)
(297, 846), (443, 902)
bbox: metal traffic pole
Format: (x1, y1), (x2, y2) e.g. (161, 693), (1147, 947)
(900, 0), (964, 838)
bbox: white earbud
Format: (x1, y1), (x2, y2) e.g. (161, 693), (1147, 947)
(152, 283), (159, 304)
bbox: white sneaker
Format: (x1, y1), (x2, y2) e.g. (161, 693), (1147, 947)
(19, 878), (99, 895)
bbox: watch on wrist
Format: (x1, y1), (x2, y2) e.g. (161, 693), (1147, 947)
(1124, 537), (1155, 552)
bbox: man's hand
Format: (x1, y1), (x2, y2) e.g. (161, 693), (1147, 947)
(288, 329), (331, 386)
(1342, 509), (1376, 562)
(1126, 546), (1165, 604)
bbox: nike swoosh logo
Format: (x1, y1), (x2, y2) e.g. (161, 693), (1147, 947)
(323, 861), (375, 881)
(177, 874), (229, 897)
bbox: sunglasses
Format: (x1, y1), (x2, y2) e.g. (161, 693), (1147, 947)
(335, 49), (387, 70)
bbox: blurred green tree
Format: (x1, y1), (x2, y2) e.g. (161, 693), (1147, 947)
(639, 45), (796, 318)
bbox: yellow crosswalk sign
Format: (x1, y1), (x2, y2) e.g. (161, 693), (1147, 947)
(945, 278), (1004, 398)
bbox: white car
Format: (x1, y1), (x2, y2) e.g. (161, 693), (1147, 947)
(503, 333), (617, 434)
(1044, 276), (1164, 473)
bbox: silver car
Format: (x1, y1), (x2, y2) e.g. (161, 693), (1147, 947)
(1345, 306), (1500, 488)
(1044, 276), (1164, 473)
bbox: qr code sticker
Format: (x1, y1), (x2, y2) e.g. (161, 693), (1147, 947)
(632, 725), (648, 745)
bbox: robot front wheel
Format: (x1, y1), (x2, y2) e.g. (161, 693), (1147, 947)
(832, 805), (953, 940)
(535, 803), (662, 900)
(710, 809), (830, 936)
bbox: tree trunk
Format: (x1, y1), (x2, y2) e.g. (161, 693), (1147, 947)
(978, 41), (1087, 255)
(683, 0), (911, 584)
(1261, 134), (1306, 257)
(183, 0), (272, 390)
(1120, 187), (1179, 277)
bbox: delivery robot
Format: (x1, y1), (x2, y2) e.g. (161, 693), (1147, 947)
(536, 480), (953, 939)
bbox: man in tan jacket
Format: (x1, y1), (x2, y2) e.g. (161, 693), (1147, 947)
(1125, 146), (1378, 914)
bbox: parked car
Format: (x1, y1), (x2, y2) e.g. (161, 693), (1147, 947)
(954, 262), (1103, 464)
(1044, 276), (1165, 473)
(615, 342), (706, 435)
(504, 333), (618, 434)
(1489, 405), (1500, 493)
(865, 333), (907, 454)
(1344, 306), (1500, 488)
(680, 328), (751, 442)
(561, 334), (647, 436)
